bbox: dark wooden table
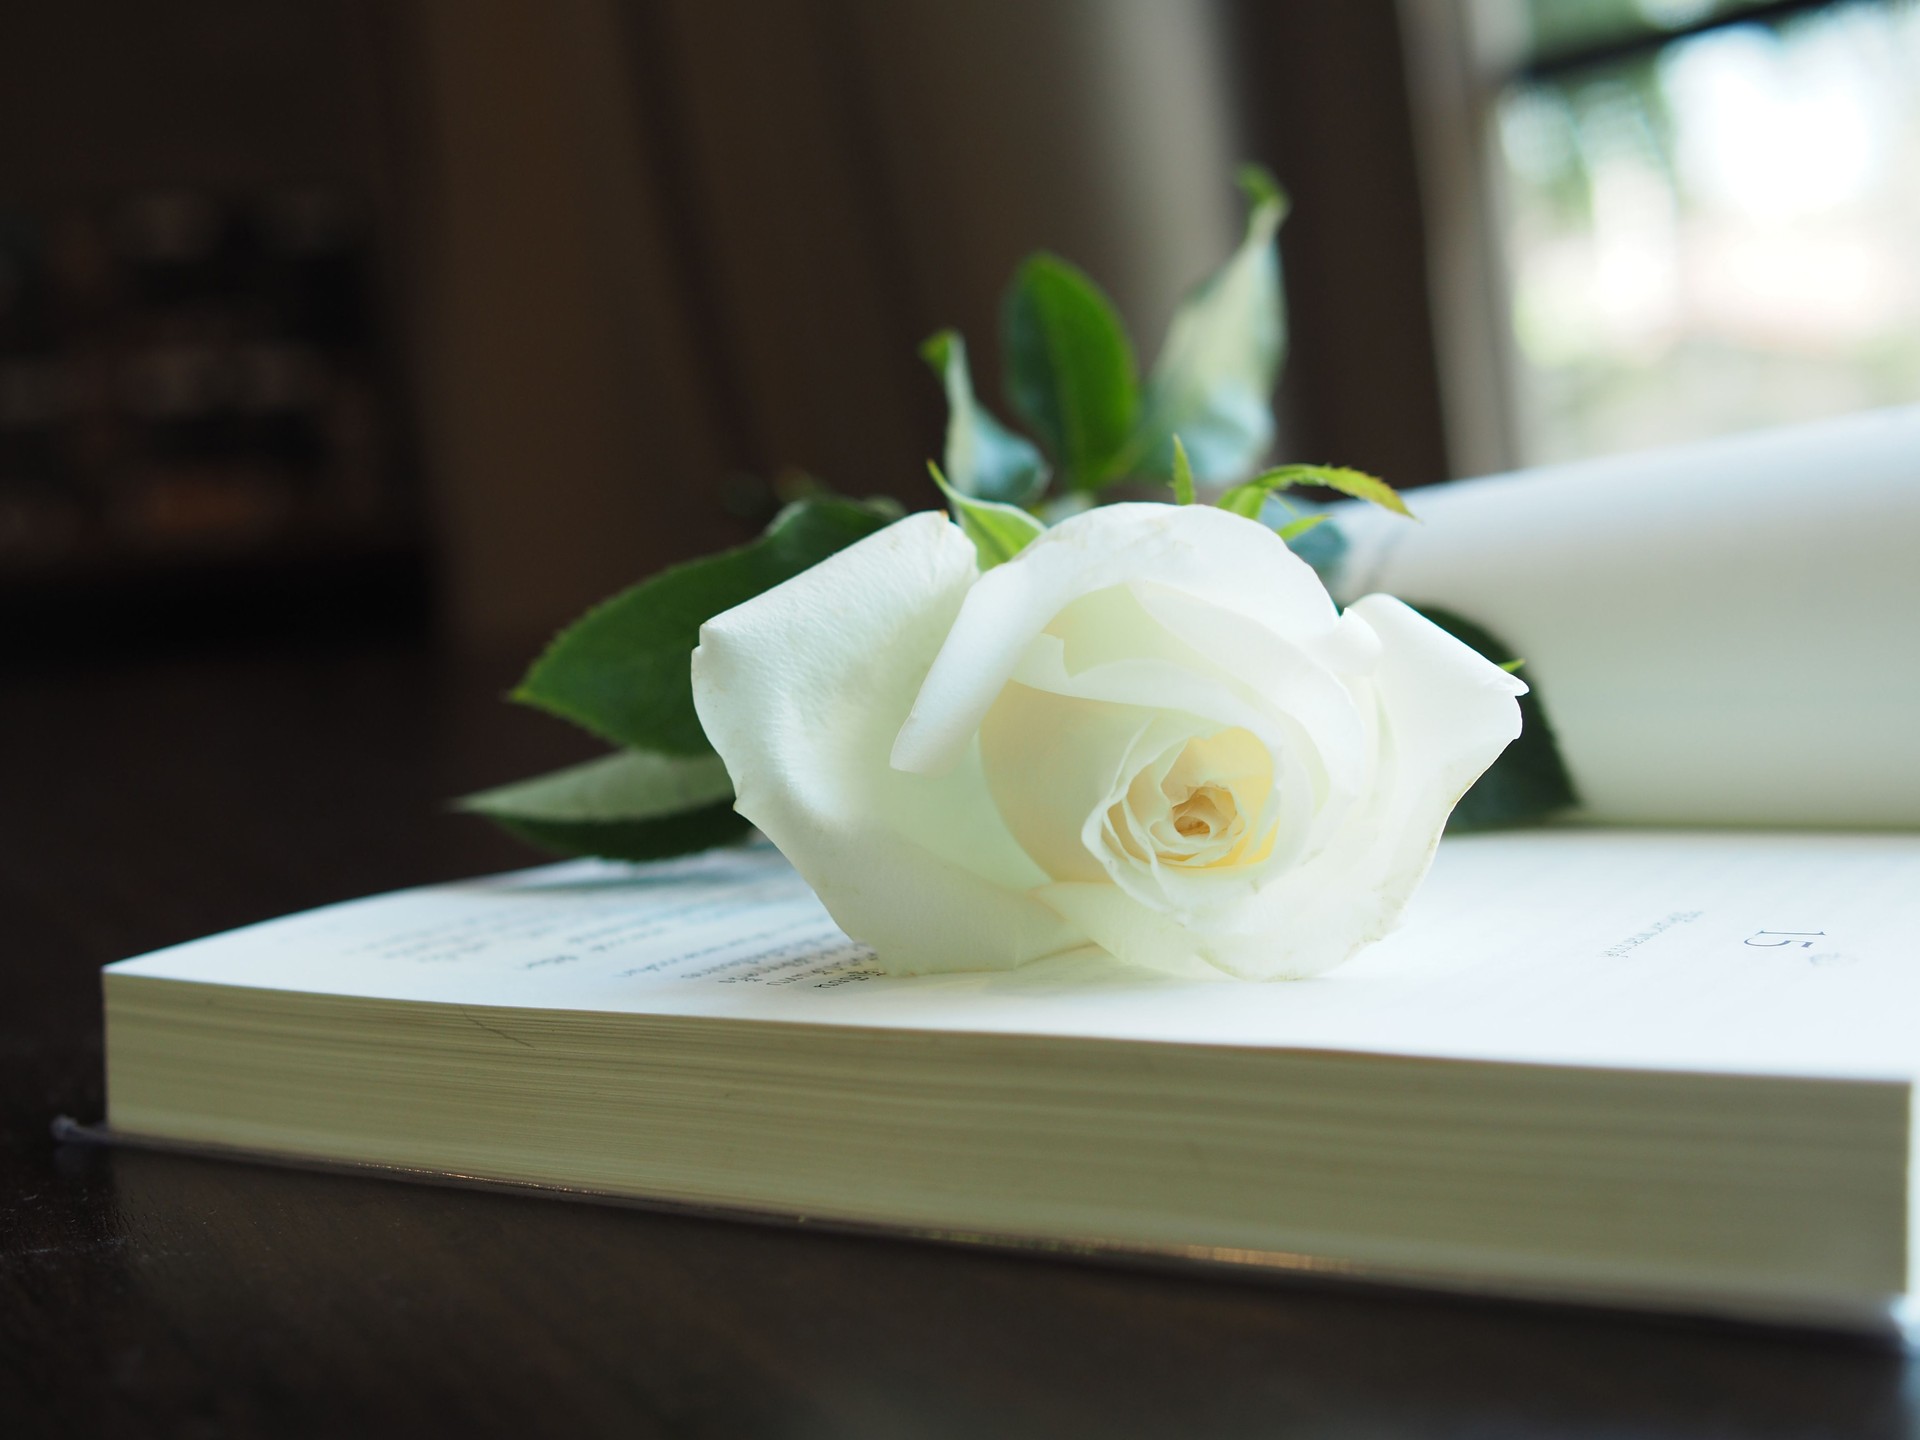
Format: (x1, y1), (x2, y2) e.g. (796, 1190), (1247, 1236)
(3, 643), (1913, 1438)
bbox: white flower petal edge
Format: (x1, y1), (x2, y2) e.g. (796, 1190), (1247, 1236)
(892, 504), (1338, 775)
(691, 512), (1081, 973)
(1035, 593), (1526, 979)
(694, 503), (1528, 983)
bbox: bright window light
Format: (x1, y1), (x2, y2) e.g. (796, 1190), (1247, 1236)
(1493, 0), (1920, 462)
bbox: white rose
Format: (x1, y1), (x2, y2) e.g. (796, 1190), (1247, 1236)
(691, 503), (1525, 980)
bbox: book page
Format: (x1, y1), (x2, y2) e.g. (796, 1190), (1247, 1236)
(1329, 406), (1920, 827)
(109, 830), (1920, 1080)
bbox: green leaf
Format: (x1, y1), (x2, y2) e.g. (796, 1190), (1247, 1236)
(480, 804), (748, 863)
(921, 329), (1051, 507)
(458, 749), (747, 861)
(1170, 435), (1196, 505)
(1275, 512), (1328, 542)
(1410, 606), (1580, 832)
(1215, 482), (1268, 519)
(929, 462), (1044, 569)
(461, 748), (735, 821)
(1248, 464), (1412, 518)
(515, 499), (893, 755)
(1130, 165), (1289, 484)
(1001, 254), (1139, 489)
(1222, 484), (1353, 578)
(1218, 464), (1411, 528)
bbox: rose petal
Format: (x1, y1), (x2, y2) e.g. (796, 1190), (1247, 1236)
(1029, 882), (1230, 980)
(1323, 591), (1530, 915)
(1011, 630), (1323, 892)
(1129, 583), (1372, 804)
(1041, 595), (1526, 979)
(891, 504), (1339, 775)
(978, 682), (1170, 883)
(692, 513), (1079, 972)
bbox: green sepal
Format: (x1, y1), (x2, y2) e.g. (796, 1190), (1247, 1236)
(1170, 435), (1196, 505)
(1275, 512), (1327, 542)
(458, 749), (748, 862)
(1130, 165), (1289, 484)
(1271, 464), (1411, 517)
(1220, 464), (1411, 521)
(1221, 485), (1267, 518)
(1001, 254), (1139, 490)
(1217, 482), (1270, 519)
(1235, 161), (1286, 214)
(929, 462), (1044, 569)
(921, 329), (1050, 507)
(515, 498), (893, 755)
(1411, 606), (1580, 832)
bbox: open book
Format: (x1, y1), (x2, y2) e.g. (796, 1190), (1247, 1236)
(1330, 404), (1920, 827)
(102, 829), (1920, 1336)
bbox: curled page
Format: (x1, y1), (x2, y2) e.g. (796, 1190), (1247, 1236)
(1331, 406), (1920, 826)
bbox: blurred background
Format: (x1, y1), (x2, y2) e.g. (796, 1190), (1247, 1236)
(1, 0), (1915, 663)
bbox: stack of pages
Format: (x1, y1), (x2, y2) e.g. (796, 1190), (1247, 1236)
(98, 408), (1920, 1336)
(104, 828), (1920, 1336)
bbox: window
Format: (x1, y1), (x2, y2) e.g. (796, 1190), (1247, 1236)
(1407, 0), (1920, 468)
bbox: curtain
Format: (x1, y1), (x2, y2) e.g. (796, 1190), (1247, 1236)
(399, 0), (1441, 652)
